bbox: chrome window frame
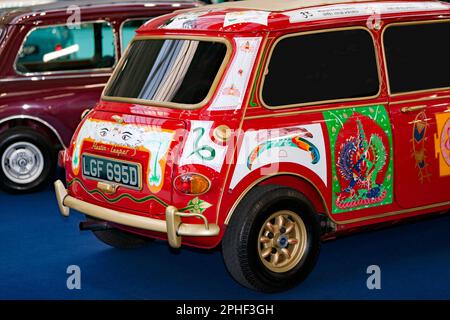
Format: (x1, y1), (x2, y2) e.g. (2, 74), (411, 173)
(14, 20), (119, 77)
(119, 17), (154, 53)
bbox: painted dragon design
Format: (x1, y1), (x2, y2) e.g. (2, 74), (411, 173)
(335, 119), (387, 209)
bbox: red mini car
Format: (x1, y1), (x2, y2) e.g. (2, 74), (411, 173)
(0, 0), (199, 193)
(55, 0), (450, 292)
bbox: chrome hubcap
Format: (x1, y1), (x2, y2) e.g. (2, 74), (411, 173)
(1, 142), (44, 184)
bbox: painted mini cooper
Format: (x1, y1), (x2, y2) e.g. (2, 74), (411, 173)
(0, 0), (199, 193)
(55, 0), (450, 292)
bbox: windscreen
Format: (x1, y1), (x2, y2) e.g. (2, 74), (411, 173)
(105, 38), (228, 106)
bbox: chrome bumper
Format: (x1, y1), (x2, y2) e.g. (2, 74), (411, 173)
(54, 180), (220, 248)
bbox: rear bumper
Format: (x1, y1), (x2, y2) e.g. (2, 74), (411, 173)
(54, 180), (220, 248)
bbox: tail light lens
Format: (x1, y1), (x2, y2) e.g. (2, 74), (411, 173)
(174, 173), (210, 195)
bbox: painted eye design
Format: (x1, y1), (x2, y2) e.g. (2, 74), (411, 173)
(99, 128), (109, 137)
(122, 131), (132, 141)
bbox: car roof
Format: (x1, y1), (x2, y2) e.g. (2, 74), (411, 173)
(0, 0), (199, 25)
(140, 0), (450, 34)
(204, 0), (388, 12)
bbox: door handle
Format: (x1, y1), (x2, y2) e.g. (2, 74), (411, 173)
(400, 105), (427, 113)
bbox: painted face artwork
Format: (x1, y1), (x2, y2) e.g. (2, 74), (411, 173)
(411, 111), (431, 183)
(72, 118), (174, 193)
(435, 111), (450, 176)
(324, 106), (394, 214)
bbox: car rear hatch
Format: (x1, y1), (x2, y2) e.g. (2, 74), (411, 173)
(70, 108), (185, 218)
(69, 35), (230, 217)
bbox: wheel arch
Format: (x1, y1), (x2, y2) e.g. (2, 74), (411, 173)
(224, 173), (330, 225)
(0, 116), (66, 149)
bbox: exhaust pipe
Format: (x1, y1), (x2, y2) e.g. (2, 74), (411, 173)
(79, 220), (112, 232)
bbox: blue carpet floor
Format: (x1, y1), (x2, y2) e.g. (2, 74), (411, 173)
(0, 178), (449, 299)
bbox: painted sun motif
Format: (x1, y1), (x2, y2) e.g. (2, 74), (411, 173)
(434, 110), (450, 177)
(441, 118), (450, 166)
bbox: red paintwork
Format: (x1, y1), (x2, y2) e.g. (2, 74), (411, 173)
(64, 0), (450, 249)
(0, 0), (200, 146)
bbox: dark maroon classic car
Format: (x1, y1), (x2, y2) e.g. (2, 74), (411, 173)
(0, 0), (199, 193)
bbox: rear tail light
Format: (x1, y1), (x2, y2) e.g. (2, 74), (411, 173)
(174, 173), (210, 195)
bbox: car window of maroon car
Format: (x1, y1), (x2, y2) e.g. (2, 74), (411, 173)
(120, 19), (148, 53)
(105, 39), (227, 106)
(15, 21), (116, 74)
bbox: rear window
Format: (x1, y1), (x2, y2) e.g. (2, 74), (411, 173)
(262, 29), (380, 107)
(104, 38), (228, 107)
(16, 22), (115, 74)
(384, 21), (450, 94)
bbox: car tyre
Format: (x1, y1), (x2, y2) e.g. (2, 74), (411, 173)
(222, 185), (321, 292)
(0, 127), (56, 193)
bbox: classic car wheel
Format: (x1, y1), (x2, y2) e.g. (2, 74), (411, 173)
(222, 185), (321, 292)
(88, 217), (153, 249)
(0, 127), (55, 193)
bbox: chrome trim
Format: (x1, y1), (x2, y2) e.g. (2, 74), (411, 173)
(0, 115), (67, 148)
(13, 20), (119, 77)
(0, 73), (112, 82)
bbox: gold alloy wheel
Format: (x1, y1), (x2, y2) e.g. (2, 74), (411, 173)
(257, 210), (308, 273)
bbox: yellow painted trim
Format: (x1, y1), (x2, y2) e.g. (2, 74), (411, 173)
(224, 172), (329, 225)
(337, 201), (450, 225)
(223, 173), (450, 226)
(101, 35), (233, 110)
(258, 26), (382, 110)
(244, 101), (388, 120)
(215, 35), (269, 224)
(389, 94), (450, 106)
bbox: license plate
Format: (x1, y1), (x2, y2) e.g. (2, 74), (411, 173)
(82, 154), (141, 190)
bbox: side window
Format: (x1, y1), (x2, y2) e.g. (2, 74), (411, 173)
(384, 21), (450, 94)
(261, 29), (380, 107)
(120, 19), (149, 52)
(16, 22), (116, 74)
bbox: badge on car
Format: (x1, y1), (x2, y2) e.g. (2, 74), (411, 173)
(82, 154), (141, 190)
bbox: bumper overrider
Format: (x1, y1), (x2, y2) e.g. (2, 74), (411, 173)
(54, 180), (220, 248)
